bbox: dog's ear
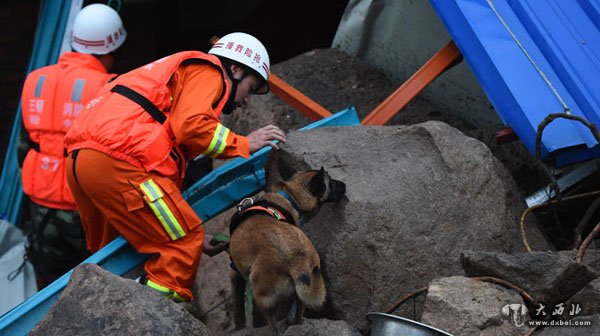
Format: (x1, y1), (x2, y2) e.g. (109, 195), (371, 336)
(307, 167), (326, 197)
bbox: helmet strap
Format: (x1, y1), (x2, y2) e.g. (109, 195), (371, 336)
(222, 65), (241, 115)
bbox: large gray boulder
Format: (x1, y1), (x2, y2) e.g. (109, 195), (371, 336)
(565, 278), (600, 317)
(461, 250), (598, 307)
(30, 263), (211, 336)
(421, 276), (531, 336)
(230, 318), (360, 336)
(283, 318), (360, 336)
(266, 122), (552, 330)
(559, 249), (600, 274)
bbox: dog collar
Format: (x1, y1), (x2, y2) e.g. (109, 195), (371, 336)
(276, 190), (305, 226)
(229, 202), (292, 235)
(244, 205), (287, 221)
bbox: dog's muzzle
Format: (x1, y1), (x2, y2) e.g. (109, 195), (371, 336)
(326, 179), (346, 202)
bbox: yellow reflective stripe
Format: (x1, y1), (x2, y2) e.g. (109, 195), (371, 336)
(214, 127), (230, 157)
(140, 180), (186, 240)
(147, 279), (170, 293)
(146, 279), (185, 302)
(203, 123), (230, 158)
(172, 292), (185, 302)
(146, 200), (178, 240)
(157, 197), (186, 239)
(203, 124), (223, 156)
(139, 180), (163, 202)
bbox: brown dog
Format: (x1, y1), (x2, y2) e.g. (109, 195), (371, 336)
(229, 167), (346, 334)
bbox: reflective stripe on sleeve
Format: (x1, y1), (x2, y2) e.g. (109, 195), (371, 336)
(139, 179), (186, 240)
(34, 75), (46, 98)
(71, 79), (86, 102)
(202, 123), (230, 158)
(146, 279), (185, 302)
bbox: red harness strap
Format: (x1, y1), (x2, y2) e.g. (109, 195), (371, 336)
(229, 202), (290, 236)
(241, 205), (287, 221)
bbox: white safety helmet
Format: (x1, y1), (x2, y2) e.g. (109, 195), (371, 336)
(209, 32), (270, 94)
(71, 4), (127, 55)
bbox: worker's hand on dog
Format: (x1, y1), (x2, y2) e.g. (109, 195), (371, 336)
(202, 233), (229, 256)
(248, 125), (286, 153)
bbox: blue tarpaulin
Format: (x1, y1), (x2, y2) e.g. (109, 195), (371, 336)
(429, 0), (600, 167)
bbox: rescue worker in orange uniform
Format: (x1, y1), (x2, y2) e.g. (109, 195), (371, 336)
(18, 3), (127, 287)
(64, 32), (286, 301)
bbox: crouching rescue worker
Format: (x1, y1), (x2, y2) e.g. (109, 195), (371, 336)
(19, 3), (127, 287)
(64, 32), (286, 302)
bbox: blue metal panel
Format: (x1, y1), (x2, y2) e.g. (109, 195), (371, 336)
(0, 0), (72, 224)
(428, 0), (600, 167)
(579, 0), (600, 31)
(0, 107), (359, 334)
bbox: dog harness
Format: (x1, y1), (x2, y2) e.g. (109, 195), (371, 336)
(229, 190), (307, 236)
(229, 198), (292, 235)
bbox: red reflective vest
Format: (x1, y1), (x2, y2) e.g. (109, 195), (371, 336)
(21, 52), (113, 210)
(65, 51), (232, 182)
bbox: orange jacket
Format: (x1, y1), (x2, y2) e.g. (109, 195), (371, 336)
(65, 51), (249, 183)
(21, 52), (113, 210)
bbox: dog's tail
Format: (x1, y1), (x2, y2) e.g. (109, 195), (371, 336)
(289, 262), (326, 309)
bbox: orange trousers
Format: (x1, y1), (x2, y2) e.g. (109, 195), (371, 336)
(66, 148), (204, 300)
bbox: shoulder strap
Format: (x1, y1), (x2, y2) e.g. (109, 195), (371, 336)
(110, 84), (166, 124)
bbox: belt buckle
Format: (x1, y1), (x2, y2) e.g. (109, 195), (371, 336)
(237, 198), (254, 211)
